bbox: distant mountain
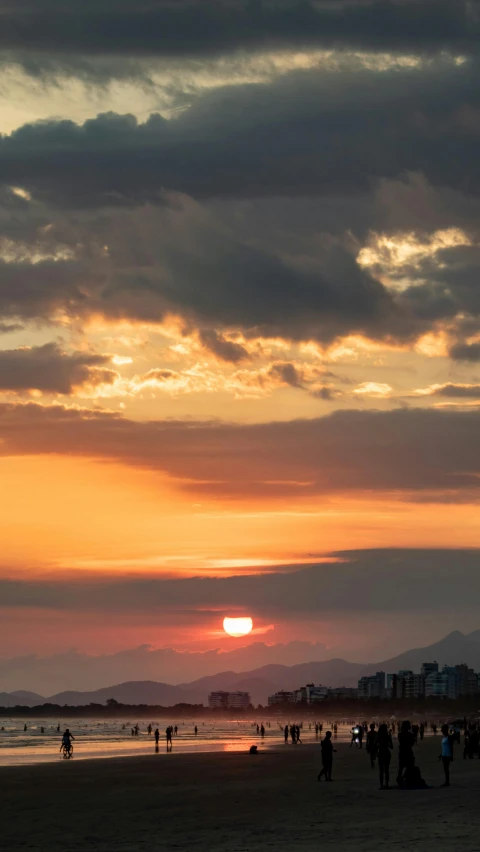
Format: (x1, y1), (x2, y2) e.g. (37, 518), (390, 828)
(371, 631), (480, 675)
(4, 630), (480, 707)
(0, 690), (45, 707)
(48, 681), (189, 707)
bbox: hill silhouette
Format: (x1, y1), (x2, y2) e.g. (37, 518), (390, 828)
(4, 630), (480, 707)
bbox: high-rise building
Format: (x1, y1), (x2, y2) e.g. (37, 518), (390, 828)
(268, 690), (296, 706)
(421, 662), (439, 679)
(358, 672), (386, 699)
(208, 691), (251, 709)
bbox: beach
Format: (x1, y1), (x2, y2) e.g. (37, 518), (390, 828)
(2, 735), (479, 851)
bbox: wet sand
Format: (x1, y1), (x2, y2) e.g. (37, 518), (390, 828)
(2, 736), (478, 851)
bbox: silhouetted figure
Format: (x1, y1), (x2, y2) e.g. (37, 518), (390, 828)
(333, 723), (338, 738)
(260, 724), (265, 738)
(249, 745), (258, 754)
(290, 725), (296, 744)
(377, 724), (393, 789)
(154, 728), (160, 745)
(317, 731), (336, 782)
(60, 728), (74, 757)
(315, 724), (319, 737)
(24, 724), (27, 732)
(296, 725), (302, 744)
(432, 723), (438, 735)
(134, 724), (139, 737)
(440, 724), (454, 786)
(57, 724), (60, 733)
(419, 723), (425, 741)
(284, 725), (289, 743)
(131, 728), (135, 737)
(366, 723), (378, 769)
(412, 724), (419, 745)
(147, 724), (152, 736)
(194, 726), (198, 736)
(397, 721), (415, 786)
(174, 725), (178, 736)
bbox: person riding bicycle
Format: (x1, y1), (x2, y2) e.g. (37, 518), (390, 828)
(60, 729), (75, 755)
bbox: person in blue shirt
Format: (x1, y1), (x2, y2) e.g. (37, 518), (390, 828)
(440, 724), (454, 787)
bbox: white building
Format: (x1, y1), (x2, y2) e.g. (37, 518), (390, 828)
(208, 690), (251, 709)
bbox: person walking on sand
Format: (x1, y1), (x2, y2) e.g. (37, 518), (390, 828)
(377, 724), (393, 789)
(284, 725), (289, 744)
(154, 728), (160, 745)
(440, 724), (454, 787)
(317, 731), (336, 782)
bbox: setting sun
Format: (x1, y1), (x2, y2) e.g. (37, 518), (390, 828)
(223, 617), (253, 638)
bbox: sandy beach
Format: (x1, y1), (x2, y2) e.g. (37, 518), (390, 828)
(2, 735), (479, 851)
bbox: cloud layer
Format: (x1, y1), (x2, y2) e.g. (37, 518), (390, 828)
(0, 403), (477, 499)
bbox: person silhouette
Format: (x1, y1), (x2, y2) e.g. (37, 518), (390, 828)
(366, 723), (378, 769)
(377, 724), (393, 789)
(440, 724), (454, 787)
(317, 731), (336, 782)
(397, 721), (415, 786)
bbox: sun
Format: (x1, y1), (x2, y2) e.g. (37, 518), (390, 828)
(223, 616), (253, 638)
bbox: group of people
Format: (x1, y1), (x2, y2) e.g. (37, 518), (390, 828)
(318, 719), (456, 788)
(284, 724), (302, 744)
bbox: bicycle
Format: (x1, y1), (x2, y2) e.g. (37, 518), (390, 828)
(61, 743), (73, 759)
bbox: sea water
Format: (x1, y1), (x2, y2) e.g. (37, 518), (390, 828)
(0, 718), (359, 765)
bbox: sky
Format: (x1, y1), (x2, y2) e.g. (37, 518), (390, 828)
(0, 1), (480, 687)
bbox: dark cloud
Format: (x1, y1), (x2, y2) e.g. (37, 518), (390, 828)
(2, 58), (480, 206)
(0, 0), (477, 78)
(0, 403), (477, 499)
(429, 383), (480, 398)
(450, 342), (480, 361)
(0, 343), (115, 393)
(198, 329), (249, 363)
(1, 549), (479, 615)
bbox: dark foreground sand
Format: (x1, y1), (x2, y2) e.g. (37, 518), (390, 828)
(2, 737), (478, 851)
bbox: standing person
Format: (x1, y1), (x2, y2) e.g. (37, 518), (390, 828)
(366, 723), (378, 769)
(154, 728), (160, 745)
(419, 723), (425, 741)
(440, 724), (454, 787)
(397, 721), (415, 786)
(357, 726), (363, 749)
(284, 724), (289, 744)
(377, 724), (393, 789)
(194, 726), (198, 736)
(317, 731), (336, 782)
(260, 724), (265, 738)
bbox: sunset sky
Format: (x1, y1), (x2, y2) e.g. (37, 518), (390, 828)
(0, 1), (479, 687)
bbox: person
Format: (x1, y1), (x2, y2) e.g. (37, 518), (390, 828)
(194, 726), (198, 736)
(366, 723), (378, 769)
(419, 723), (425, 741)
(440, 724), (454, 787)
(284, 725), (289, 744)
(333, 723), (338, 738)
(154, 728), (160, 745)
(412, 723), (419, 745)
(377, 724), (393, 789)
(397, 721), (415, 786)
(260, 724), (265, 738)
(166, 726), (173, 749)
(317, 731), (336, 782)
(60, 728), (75, 756)
(147, 724), (152, 736)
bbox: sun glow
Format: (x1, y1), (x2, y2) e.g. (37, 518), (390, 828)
(223, 616), (253, 638)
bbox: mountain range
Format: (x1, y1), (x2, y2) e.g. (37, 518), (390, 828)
(2, 629), (480, 707)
